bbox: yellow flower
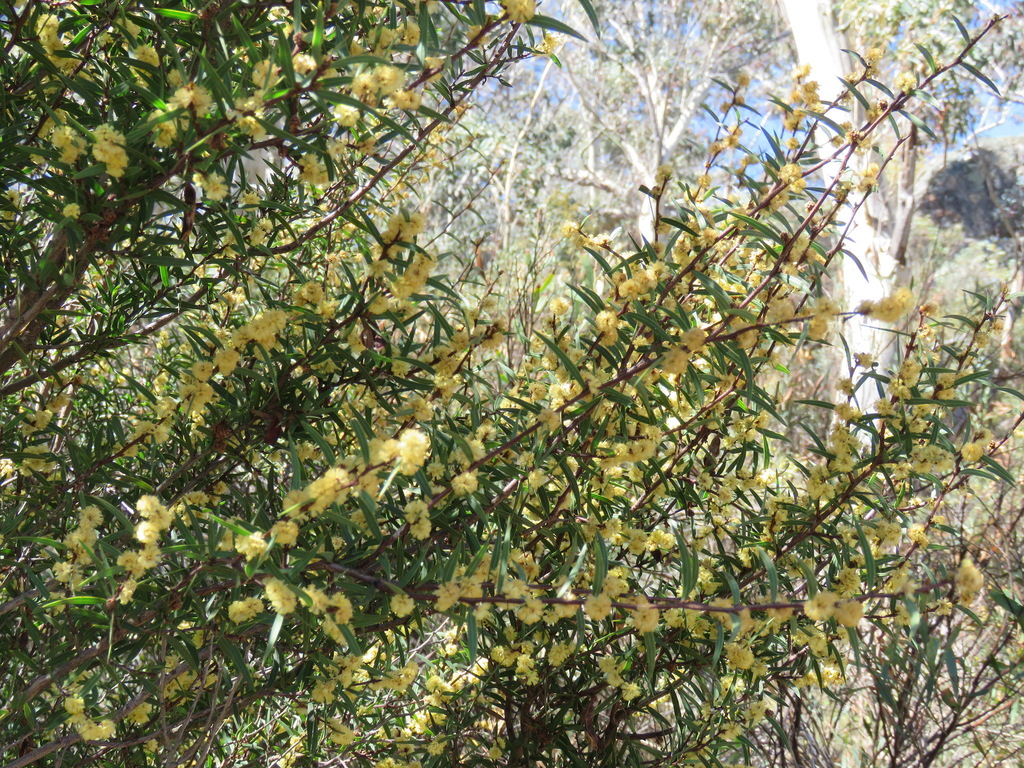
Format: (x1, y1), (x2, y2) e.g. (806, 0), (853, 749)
(860, 287), (914, 323)
(391, 594), (415, 617)
(961, 441), (984, 463)
(833, 599), (863, 627)
(91, 124), (129, 178)
(585, 592), (613, 621)
(502, 0), (536, 23)
(264, 577), (298, 614)
(630, 599), (660, 633)
(804, 590), (837, 621)
(955, 557), (984, 603)
(894, 72), (917, 93)
(227, 596), (264, 623)
(725, 642), (754, 670)
(451, 470), (479, 496)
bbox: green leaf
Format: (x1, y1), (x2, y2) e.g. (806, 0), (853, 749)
(524, 14), (587, 42)
(574, 0), (600, 33)
(467, 612), (479, 662)
(536, 332), (586, 389)
(263, 612), (285, 665)
(951, 15), (971, 44)
(756, 547), (779, 602)
(915, 43), (938, 74)
(944, 647), (960, 697)
(959, 60), (1000, 95)
(592, 535), (608, 595)
(153, 8), (199, 20)
(644, 631), (656, 686)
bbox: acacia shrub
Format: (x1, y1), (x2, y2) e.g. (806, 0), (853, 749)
(0, 3), (1019, 768)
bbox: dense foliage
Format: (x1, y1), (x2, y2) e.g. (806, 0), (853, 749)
(1, 2), (1021, 767)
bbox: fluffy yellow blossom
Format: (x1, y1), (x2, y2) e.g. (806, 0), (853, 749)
(199, 172), (230, 202)
(961, 441), (984, 463)
(548, 641), (576, 666)
(372, 65), (404, 95)
(396, 429), (430, 474)
(894, 71), (917, 92)
(126, 702), (154, 725)
(64, 695), (85, 717)
(725, 642), (754, 670)
(169, 82), (213, 117)
(804, 590), (837, 621)
(859, 287), (914, 323)
(681, 327), (707, 352)
(132, 45), (159, 67)
(213, 348), (240, 375)
(833, 599), (864, 627)
(251, 59), (280, 88)
(51, 124), (86, 164)
(907, 523), (928, 548)
(386, 89), (422, 111)
(328, 720), (356, 746)
(228, 596), (264, 623)
(91, 125), (129, 178)
(292, 52), (318, 75)
(598, 655), (624, 686)
(630, 599), (660, 633)
(451, 471), (479, 496)
(271, 520), (300, 546)
(77, 719), (115, 741)
(585, 592), (613, 621)
(299, 153), (329, 187)
(955, 557), (984, 603)
(404, 499), (432, 540)
(264, 577), (298, 614)
(391, 593), (415, 617)
(502, 0), (536, 22)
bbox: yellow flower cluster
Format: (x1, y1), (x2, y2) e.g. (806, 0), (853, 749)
(132, 44), (159, 68)
(264, 577), (298, 614)
(92, 125), (129, 178)
(228, 596), (265, 623)
(128, 496), (171, 554)
(955, 557), (984, 603)
(725, 642), (755, 670)
(371, 661), (419, 693)
(404, 499), (432, 540)
(51, 123), (86, 165)
(803, 590), (837, 621)
(64, 695), (115, 742)
(391, 593), (415, 617)
(630, 598), (660, 634)
(502, 0), (536, 23)
(351, 64), (408, 106)
(55, 505), (104, 588)
(833, 599), (864, 627)
(284, 465), (354, 519)
(113, 496), (174, 603)
(858, 286), (915, 323)
(197, 171), (230, 201)
(299, 153), (329, 188)
(169, 82), (213, 117)
(231, 308), (290, 351)
(961, 428), (992, 463)
(386, 89), (422, 111)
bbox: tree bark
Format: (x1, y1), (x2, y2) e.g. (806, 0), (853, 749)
(779, 0), (915, 401)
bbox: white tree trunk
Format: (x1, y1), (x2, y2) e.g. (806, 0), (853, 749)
(780, 0), (907, 398)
